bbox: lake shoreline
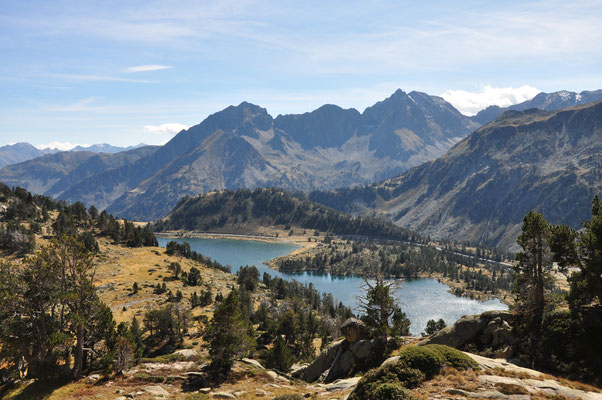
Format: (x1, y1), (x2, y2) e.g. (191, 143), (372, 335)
(155, 230), (316, 252)
(157, 231), (511, 306)
(156, 235), (508, 335)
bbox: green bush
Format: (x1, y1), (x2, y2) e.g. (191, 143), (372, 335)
(372, 382), (412, 400)
(349, 345), (479, 400)
(426, 345), (479, 370)
(349, 363), (424, 400)
(397, 345), (445, 378)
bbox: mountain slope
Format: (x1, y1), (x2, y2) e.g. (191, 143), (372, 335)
(311, 101), (602, 250)
(0, 143), (53, 168)
(472, 89), (602, 124)
(0, 146), (157, 204)
(153, 187), (418, 241)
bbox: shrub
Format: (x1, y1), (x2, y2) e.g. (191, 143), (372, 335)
(371, 382), (412, 400)
(426, 345), (479, 370)
(396, 345), (445, 378)
(349, 345), (479, 400)
(349, 363), (424, 400)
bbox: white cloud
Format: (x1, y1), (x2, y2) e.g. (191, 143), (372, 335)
(125, 65), (172, 73)
(144, 123), (189, 135)
(439, 85), (541, 116)
(35, 141), (87, 151)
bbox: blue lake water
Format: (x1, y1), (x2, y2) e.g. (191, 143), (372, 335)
(157, 237), (507, 335)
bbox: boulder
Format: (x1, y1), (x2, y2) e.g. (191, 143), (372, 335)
(423, 309), (516, 354)
(492, 327), (514, 347)
(292, 339), (343, 382)
(142, 385), (169, 397)
(241, 358), (265, 369)
(211, 392), (236, 399)
(324, 339), (380, 383)
(174, 349), (198, 359)
(265, 370), (290, 383)
(294, 338), (381, 384)
(423, 314), (489, 348)
(340, 318), (365, 343)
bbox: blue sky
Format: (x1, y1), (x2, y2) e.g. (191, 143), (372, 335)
(1, 0), (602, 148)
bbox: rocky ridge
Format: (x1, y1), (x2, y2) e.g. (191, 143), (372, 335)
(312, 100), (602, 250)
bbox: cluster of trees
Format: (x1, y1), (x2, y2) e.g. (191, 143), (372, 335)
(204, 266), (357, 377)
(154, 188), (421, 242)
(54, 203), (157, 248)
(0, 221), (36, 254)
(0, 236), (116, 381)
(276, 240), (513, 297)
(512, 196), (602, 384)
(0, 184), (56, 223)
(205, 265), (414, 379)
(164, 241), (231, 273)
(0, 184), (158, 256)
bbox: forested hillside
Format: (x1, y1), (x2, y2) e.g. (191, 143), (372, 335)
(153, 188), (421, 242)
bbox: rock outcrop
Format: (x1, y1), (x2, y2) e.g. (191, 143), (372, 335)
(423, 310), (515, 358)
(293, 338), (382, 383)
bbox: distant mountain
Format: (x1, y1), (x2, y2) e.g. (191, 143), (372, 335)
(472, 89), (602, 124)
(153, 187), (417, 241)
(0, 142), (149, 169)
(0, 143), (53, 168)
(0, 146), (158, 205)
(70, 143), (147, 153)
(311, 101), (602, 250)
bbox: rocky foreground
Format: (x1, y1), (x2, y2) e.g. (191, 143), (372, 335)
(5, 343), (600, 400)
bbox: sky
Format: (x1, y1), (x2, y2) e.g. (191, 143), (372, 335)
(1, 0), (602, 149)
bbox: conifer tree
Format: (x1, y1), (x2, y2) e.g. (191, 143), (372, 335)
(514, 211), (552, 332)
(204, 290), (255, 375)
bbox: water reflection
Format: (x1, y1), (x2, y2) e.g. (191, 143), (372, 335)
(157, 237), (507, 335)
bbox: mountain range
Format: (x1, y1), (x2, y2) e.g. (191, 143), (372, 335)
(471, 89), (602, 124)
(311, 100), (602, 250)
(0, 89), (481, 220)
(0, 142), (147, 169)
(1, 88), (600, 248)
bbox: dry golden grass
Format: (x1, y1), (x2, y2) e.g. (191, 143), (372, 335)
(93, 238), (235, 324)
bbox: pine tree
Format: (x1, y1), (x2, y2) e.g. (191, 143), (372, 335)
(266, 336), (294, 372)
(357, 272), (400, 343)
(204, 290), (255, 375)
(550, 195), (602, 308)
(514, 211), (552, 332)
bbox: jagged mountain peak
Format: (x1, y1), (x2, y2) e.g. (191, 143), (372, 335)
(0, 89), (487, 221)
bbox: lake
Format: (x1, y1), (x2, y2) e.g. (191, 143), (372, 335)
(157, 236), (507, 335)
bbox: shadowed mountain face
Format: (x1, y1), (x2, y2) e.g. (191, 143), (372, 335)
(471, 89), (602, 124)
(311, 101), (602, 250)
(0, 90), (478, 220)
